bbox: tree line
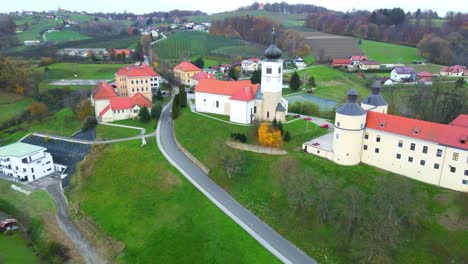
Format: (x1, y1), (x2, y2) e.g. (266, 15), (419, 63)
(238, 1), (328, 14)
(0, 16), (18, 49)
(210, 16), (311, 57)
(304, 10), (467, 65)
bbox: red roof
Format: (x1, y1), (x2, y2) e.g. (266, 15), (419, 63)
(350, 55), (368, 61)
(99, 105), (111, 117)
(440, 65), (466, 73)
(366, 111), (468, 150)
(173, 61), (201, 72)
(114, 49), (132, 56)
(116, 63), (158, 77)
(191, 71), (214, 81)
(248, 58), (261, 62)
(109, 93), (152, 111)
(195, 79), (259, 102)
(93, 82), (117, 100)
(450, 114), (468, 128)
(331, 59), (351, 65)
(417, 71), (433, 77)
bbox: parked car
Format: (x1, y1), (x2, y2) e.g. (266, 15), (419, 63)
(303, 117), (312, 121)
(320, 124), (329, 128)
(293, 114), (300, 118)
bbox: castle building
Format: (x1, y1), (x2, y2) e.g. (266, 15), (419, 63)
(303, 83), (468, 192)
(194, 30), (288, 124)
(115, 62), (159, 101)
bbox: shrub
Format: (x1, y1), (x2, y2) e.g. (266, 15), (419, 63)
(257, 122), (283, 148)
(82, 116), (97, 131)
(151, 103), (162, 119)
(230, 132), (247, 143)
(283, 131), (291, 142)
(138, 106), (151, 123)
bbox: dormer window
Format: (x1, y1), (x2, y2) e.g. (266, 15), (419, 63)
(413, 127), (421, 135)
(460, 136), (467, 144)
(379, 121), (386, 127)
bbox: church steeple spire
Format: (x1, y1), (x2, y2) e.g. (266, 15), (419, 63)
(264, 28), (282, 59)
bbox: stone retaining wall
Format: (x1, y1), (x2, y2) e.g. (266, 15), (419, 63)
(172, 130), (210, 174)
(227, 141), (287, 155)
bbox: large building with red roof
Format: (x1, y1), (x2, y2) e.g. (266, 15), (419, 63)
(194, 33), (288, 124)
(91, 81), (152, 122)
(173, 61), (201, 85)
(440, 65), (466, 77)
(303, 86), (468, 192)
(115, 62), (159, 102)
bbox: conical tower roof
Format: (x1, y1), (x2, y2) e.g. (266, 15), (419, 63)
(362, 81), (388, 107)
(336, 88), (367, 116)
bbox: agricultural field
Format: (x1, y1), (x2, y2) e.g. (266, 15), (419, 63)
(302, 31), (362, 60)
(412, 63), (446, 74)
(360, 40), (424, 64)
(45, 30), (92, 43)
(0, 92), (33, 126)
(67, 139), (279, 263)
(211, 45), (264, 59)
(0, 232), (41, 264)
(153, 31), (251, 64)
(190, 10), (306, 28)
(174, 108), (468, 264)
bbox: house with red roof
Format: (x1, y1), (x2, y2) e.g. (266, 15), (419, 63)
(440, 65), (466, 77)
(331, 59), (351, 68)
(189, 71), (215, 87)
(303, 87), (468, 192)
(358, 60), (380, 70)
(91, 81), (152, 122)
(173, 61), (201, 85)
(417, 71), (433, 84)
(349, 55), (368, 66)
(115, 62), (159, 102)
(241, 59), (260, 72)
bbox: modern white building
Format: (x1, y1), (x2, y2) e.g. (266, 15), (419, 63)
(0, 142), (57, 182)
(194, 31), (288, 124)
(390, 66), (416, 82)
(303, 84), (468, 192)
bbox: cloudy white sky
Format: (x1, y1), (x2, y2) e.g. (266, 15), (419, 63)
(1, 0), (464, 15)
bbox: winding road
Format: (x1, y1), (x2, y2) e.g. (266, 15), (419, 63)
(156, 102), (316, 264)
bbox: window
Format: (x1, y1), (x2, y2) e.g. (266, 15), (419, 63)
(420, 160), (425, 166)
(336, 133), (339, 139)
(136, 80), (139, 84)
(396, 153), (401, 159)
(131, 80), (134, 84)
(408, 157), (413, 162)
(266, 67), (272, 74)
(254, 106), (257, 114)
(337, 121), (340, 127)
(436, 149), (442, 157)
(422, 146), (428, 154)
(31, 168), (34, 173)
(278, 67), (281, 73)
(375, 148), (379, 153)
(216, 101), (219, 108)
(463, 180), (468, 185)
(132, 88), (134, 92)
(47, 168), (52, 171)
(434, 163), (440, 169)
(363, 145), (368, 150)
(464, 170), (468, 176)
(376, 135), (381, 142)
(398, 140), (403, 148)
(364, 133), (369, 140)
(267, 111), (270, 118)
(410, 143), (415, 151)
(450, 166), (456, 173)
(453, 153), (459, 161)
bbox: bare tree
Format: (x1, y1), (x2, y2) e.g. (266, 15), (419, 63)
(219, 144), (244, 179)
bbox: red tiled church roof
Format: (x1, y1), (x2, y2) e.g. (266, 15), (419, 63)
(93, 82), (117, 100)
(116, 63), (158, 77)
(173, 61), (201, 72)
(195, 79), (259, 102)
(450, 114), (468, 128)
(366, 111), (468, 150)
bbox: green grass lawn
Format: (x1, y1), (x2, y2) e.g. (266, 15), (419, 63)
(95, 124), (141, 140)
(285, 66), (369, 102)
(412, 63), (446, 74)
(0, 233), (41, 264)
(303, 54), (316, 65)
(45, 30), (92, 43)
(174, 108), (468, 263)
(67, 138), (279, 263)
(111, 119), (157, 133)
(0, 92), (33, 125)
(360, 40), (423, 64)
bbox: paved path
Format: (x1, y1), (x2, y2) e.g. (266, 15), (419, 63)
(45, 179), (104, 264)
(151, 32), (167, 45)
(32, 132), (155, 145)
(156, 101), (316, 264)
(49, 79), (110, 86)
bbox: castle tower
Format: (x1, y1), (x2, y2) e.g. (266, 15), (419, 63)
(259, 29), (286, 122)
(361, 81), (388, 113)
(332, 88), (367, 165)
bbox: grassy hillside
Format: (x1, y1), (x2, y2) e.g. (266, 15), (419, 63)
(45, 30), (92, 43)
(67, 138), (279, 263)
(0, 93), (33, 126)
(0, 233), (41, 264)
(174, 108), (468, 264)
(360, 40), (423, 64)
(189, 10), (306, 28)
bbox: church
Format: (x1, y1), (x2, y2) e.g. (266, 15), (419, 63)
(194, 30), (288, 124)
(303, 83), (468, 192)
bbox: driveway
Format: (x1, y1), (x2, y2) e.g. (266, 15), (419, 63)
(157, 101), (316, 264)
(49, 80), (110, 86)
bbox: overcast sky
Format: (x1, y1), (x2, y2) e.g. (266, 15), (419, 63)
(2, 0), (464, 16)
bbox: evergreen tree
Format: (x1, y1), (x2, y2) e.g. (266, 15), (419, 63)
(155, 89), (163, 101)
(290, 71), (301, 91)
(283, 131), (291, 142)
(138, 106), (151, 122)
(308, 76), (316, 88)
(228, 67), (239, 80)
(151, 103), (162, 119)
(272, 118), (278, 128)
(278, 121), (284, 135)
(178, 85), (187, 107)
(250, 68), (262, 84)
(192, 57), (205, 69)
(172, 95), (180, 120)
(132, 42), (144, 62)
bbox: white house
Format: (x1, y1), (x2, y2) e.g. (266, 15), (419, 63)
(0, 142), (57, 182)
(391, 66), (416, 82)
(194, 31), (288, 124)
(193, 25), (206, 31)
(241, 59), (260, 72)
(302, 85), (468, 193)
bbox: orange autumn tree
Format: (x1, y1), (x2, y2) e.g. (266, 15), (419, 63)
(257, 122), (283, 148)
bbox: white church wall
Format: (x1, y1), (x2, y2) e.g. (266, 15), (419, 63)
(229, 100), (255, 124)
(195, 92), (231, 116)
